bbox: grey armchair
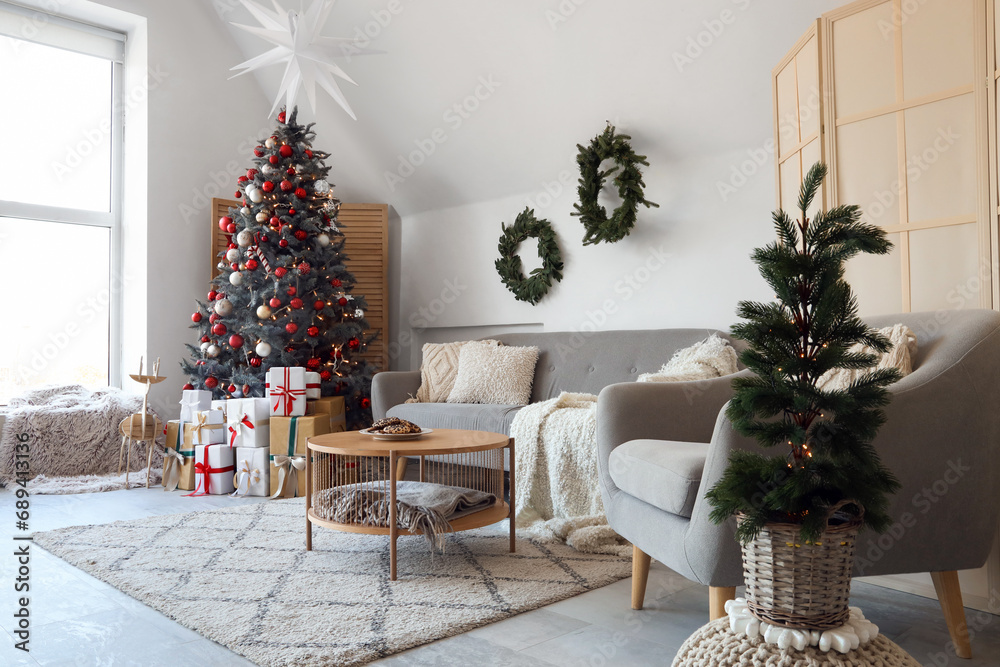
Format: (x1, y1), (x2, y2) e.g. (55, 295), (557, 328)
(596, 310), (1000, 659)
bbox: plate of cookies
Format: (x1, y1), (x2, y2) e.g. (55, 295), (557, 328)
(360, 418), (430, 440)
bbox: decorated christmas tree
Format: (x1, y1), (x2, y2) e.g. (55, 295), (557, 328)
(706, 163), (900, 543)
(182, 108), (376, 429)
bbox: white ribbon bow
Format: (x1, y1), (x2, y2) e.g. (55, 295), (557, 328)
(162, 448), (185, 492)
(270, 455), (307, 499)
(231, 460), (262, 497)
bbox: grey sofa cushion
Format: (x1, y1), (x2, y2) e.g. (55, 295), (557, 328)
(608, 439), (709, 518)
(386, 402), (522, 435)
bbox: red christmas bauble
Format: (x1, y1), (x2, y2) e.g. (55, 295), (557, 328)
(209, 313), (219, 324)
(230, 262), (239, 271)
(183, 383), (194, 390)
(290, 298), (303, 309)
(192, 312), (202, 323)
(294, 188), (307, 198)
(294, 230), (307, 241)
(288, 208), (296, 215)
(279, 145), (293, 158)
(298, 262), (311, 275)
(285, 323), (298, 334)
(246, 259), (258, 271)
(320, 370), (332, 381)
(278, 239), (288, 248)
(270, 215), (280, 226)
(269, 297), (282, 308)
(228, 243), (237, 250)
(280, 180), (293, 192)
(331, 278), (342, 287)
(196, 360), (205, 366)
(247, 168), (258, 179)
(361, 397), (371, 410)
(268, 155), (279, 165)
(234, 191), (242, 198)
(314, 300), (325, 310)
(227, 223), (236, 233)
(260, 235), (269, 243)
(205, 376), (219, 389)
(286, 286), (297, 296)
(227, 384), (237, 393)
(338, 297), (348, 306)
(243, 384), (251, 395)
(229, 334), (244, 349)
(285, 346), (295, 353)
(218, 217), (231, 231)
(262, 181), (275, 192)
(274, 267), (287, 278)
(306, 357), (321, 369)
(249, 356), (262, 367)
(201, 335), (210, 343)
(348, 337), (360, 350)
(237, 176), (247, 184)
(286, 167), (295, 175)
(253, 146), (264, 157)
(216, 292), (225, 300)
(212, 323), (227, 336)
(305, 149), (313, 158)
(278, 111), (286, 123)
(307, 326), (319, 337)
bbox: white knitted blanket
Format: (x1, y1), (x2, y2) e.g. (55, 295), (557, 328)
(511, 392), (629, 556)
(638, 333), (739, 382)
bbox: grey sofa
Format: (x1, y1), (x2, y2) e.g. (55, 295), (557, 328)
(598, 310), (1000, 659)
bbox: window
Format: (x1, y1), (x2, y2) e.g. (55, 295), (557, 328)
(0, 2), (125, 404)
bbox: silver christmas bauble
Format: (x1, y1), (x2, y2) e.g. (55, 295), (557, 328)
(236, 230), (253, 247)
(247, 187), (263, 203)
(229, 271), (243, 286)
(225, 248), (240, 263)
(317, 233), (330, 247)
(355, 308), (364, 319)
(256, 305), (272, 319)
(200, 341), (210, 353)
(240, 207), (250, 215)
(214, 299), (233, 316)
(255, 341), (272, 357)
(206, 344), (220, 358)
(314, 179), (330, 194)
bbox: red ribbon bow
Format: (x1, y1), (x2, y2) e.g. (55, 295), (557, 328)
(271, 367), (306, 416)
(184, 448), (235, 497)
(228, 414), (255, 448)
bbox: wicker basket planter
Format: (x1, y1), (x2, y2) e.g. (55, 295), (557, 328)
(738, 501), (863, 630)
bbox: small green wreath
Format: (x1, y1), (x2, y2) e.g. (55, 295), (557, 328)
(572, 124), (659, 245)
(495, 208), (563, 305)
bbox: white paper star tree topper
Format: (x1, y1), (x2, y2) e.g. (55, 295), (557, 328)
(230, 0), (382, 120)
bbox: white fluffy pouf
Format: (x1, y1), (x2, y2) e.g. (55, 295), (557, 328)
(671, 618), (920, 667)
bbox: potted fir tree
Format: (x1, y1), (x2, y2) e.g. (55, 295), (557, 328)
(706, 163), (900, 630)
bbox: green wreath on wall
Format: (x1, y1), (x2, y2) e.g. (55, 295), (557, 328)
(572, 124), (659, 245)
(495, 208), (564, 305)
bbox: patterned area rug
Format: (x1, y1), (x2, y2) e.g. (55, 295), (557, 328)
(34, 499), (631, 666)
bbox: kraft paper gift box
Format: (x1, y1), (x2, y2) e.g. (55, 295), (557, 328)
(183, 409), (225, 446)
(179, 390), (212, 422)
(306, 396), (347, 433)
(266, 367), (307, 417)
(211, 400), (229, 419)
(305, 371), (322, 399)
(269, 415), (331, 498)
(232, 447), (269, 497)
(186, 444), (235, 496)
(225, 398), (270, 448)
(163, 421), (196, 491)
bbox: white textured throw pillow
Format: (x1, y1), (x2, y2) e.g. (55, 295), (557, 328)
(407, 340), (499, 403)
(817, 324), (917, 392)
(447, 342), (539, 405)
(638, 334), (739, 382)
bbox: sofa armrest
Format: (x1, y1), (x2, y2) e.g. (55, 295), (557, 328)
(371, 371), (421, 420)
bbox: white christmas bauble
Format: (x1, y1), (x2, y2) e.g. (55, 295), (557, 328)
(256, 305), (272, 319)
(217, 262), (225, 270)
(229, 271), (243, 286)
(355, 308), (364, 319)
(231, 389), (243, 399)
(317, 233), (330, 247)
(236, 230), (253, 247)
(206, 344), (220, 358)
(200, 341), (210, 353)
(261, 164), (274, 175)
(240, 207), (250, 215)
(255, 211), (268, 223)
(265, 137), (276, 148)
(225, 248), (240, 263)
(214, 299), (233, 317)
(314, 179), (330, 194)
(247, 187), (263, 203)
(255, 341), (272, 357)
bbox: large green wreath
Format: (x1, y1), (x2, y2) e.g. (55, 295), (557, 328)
(572, 124), (659, 245)
(495, 208), (563, 305)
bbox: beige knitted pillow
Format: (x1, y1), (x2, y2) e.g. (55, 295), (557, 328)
(408, 340), (499, 403)
(817, 324), (917, 392)
(447, 342), (539, 405)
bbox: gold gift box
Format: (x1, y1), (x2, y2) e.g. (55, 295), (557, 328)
(164, 421), (197, 491)
(269, 415), (331, 497)
(305, 396), (346, 433)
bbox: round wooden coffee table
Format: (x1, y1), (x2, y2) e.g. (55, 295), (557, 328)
(305, 428), (515, 580)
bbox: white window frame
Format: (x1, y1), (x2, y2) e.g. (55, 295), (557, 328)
(0, 1), (126, 391)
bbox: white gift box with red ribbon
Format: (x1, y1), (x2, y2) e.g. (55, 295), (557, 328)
(179, 390), (212, 422)
(305, 371), (322, 399)
(185, 444), (235, 496)
(266, 367), (307, 417)
(231, 447), (269, 497)
(225, 398), (270, 448)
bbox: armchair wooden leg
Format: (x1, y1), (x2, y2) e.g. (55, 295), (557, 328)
(709, 586), (736, 621)
(631, 545), (651, 610)
(931, 571), (972, 659)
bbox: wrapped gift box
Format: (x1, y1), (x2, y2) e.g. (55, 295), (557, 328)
(306, 396), (347, 433)
(179, 390), (212, 422)
(186, 444), (235, 496)
(183, 409), (225, 446)
(305, 371), (322, 399)
(269, 414), (331, 497)
(211, 400), (229, 419)
(225, 398), (270, 448)
(266, 367), (307, 417)
(163, 421), (196, 491)
(232, 447), (269, 497)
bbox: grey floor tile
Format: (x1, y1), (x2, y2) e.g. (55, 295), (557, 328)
(467, 608), (590, 651)
(169, 638), (261, 666)
(521, 624), (673, 667)
(0, 626), (40, 666)
(369, 633), (556, 666)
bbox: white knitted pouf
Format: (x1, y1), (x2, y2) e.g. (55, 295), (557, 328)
(672, 618), (920, 667)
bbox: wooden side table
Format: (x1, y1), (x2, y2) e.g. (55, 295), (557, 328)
(305, 428), (515, 580)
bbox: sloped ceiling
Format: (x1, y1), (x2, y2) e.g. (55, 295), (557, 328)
(216, 0), (844, 215)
